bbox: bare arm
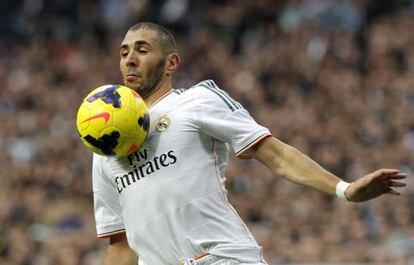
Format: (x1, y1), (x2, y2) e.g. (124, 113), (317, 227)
(252, 137), (406, 202)
(105, 233), (137, 265)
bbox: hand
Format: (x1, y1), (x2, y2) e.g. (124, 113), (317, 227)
(345, 169), (407, 202)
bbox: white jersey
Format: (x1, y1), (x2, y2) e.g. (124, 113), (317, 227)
(92, 80), (271, 265)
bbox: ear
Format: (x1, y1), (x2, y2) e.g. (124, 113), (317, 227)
(165, 53), (180, 76)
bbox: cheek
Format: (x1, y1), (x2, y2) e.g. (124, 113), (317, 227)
(120, 61), (126, 75)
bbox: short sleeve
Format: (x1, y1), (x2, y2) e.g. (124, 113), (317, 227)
(194, 80), (271, 158)
(92, 154), (125, 238)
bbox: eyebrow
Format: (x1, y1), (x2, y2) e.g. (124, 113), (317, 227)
(120, 40), (152, 50)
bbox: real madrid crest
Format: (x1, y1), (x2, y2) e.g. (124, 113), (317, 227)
(156, 114), (171, 132)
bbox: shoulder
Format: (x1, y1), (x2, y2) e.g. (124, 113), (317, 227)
(189, 79), (222, 95)
(183, 79), (242, 112)
(175, 79), (224, 96)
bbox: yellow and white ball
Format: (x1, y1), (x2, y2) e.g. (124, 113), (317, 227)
(76, 84), (149, 156)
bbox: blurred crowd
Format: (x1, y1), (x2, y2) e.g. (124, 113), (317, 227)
(1, 0), (414, 264)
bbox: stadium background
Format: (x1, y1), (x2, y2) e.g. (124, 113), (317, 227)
(1, 0), (414, 264)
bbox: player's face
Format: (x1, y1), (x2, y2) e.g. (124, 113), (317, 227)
(120, 29), (166, 97)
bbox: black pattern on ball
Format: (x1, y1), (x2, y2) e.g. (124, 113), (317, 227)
(86, 85), (122, 108)
(138, 113), (150, 132)
(84, 131), (120, 155)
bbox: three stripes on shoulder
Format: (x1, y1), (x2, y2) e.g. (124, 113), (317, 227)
(173, 80), (243, 112)
(195, 80), (243, 112)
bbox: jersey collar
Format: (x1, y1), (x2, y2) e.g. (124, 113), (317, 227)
(148, 89), (174, 109)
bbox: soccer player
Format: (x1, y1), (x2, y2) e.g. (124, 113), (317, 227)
(93, 22), (406, 265)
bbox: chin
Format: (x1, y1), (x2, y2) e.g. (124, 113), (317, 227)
(124, 82), (139, 91)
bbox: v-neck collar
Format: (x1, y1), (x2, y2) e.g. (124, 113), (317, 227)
(147, 89), (174, 110)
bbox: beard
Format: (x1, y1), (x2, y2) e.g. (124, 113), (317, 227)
(133, 57), (166, 99)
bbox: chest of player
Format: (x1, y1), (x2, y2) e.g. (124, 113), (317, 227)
(105, 107), (210, 196)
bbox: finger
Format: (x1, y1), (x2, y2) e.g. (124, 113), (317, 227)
(389, 174), (407, 179)
(388, 181), (406, 187)
(377, 172), (406, 181)
(387, 188), (401, 196)
(376, 168), (400, 175)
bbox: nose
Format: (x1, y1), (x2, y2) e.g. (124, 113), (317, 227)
(126, 51), (138, 67)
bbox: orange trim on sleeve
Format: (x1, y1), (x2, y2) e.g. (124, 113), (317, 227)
(178, 253), (210, 265)
(97, 229), (126, 238)
(235, 133), (272, 159)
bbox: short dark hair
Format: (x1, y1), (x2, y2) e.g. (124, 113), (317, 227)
(128, 22), (177, 55)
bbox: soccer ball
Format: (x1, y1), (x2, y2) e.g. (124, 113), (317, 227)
(76, 84), (150, 156)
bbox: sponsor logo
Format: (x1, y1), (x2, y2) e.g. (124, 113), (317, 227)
(81, 112), (110, 124)
(115, 149), (177, 194)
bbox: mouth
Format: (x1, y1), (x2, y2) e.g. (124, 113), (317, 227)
(126, 73), (142, 81)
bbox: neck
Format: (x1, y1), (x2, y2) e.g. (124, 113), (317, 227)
(144, 80), (172, 108)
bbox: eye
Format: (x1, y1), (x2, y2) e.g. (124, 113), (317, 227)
(120, 50), (128, 58)
(138, 49), (148, 54)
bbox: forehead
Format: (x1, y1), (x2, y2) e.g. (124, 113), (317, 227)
(121, 29), (160, 48)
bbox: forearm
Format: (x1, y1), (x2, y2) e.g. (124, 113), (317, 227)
(104, 235), (137, 265)
(275, 143), (341, 195)
(105, 244), (137, 265)
(253, 137), (341, 196)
